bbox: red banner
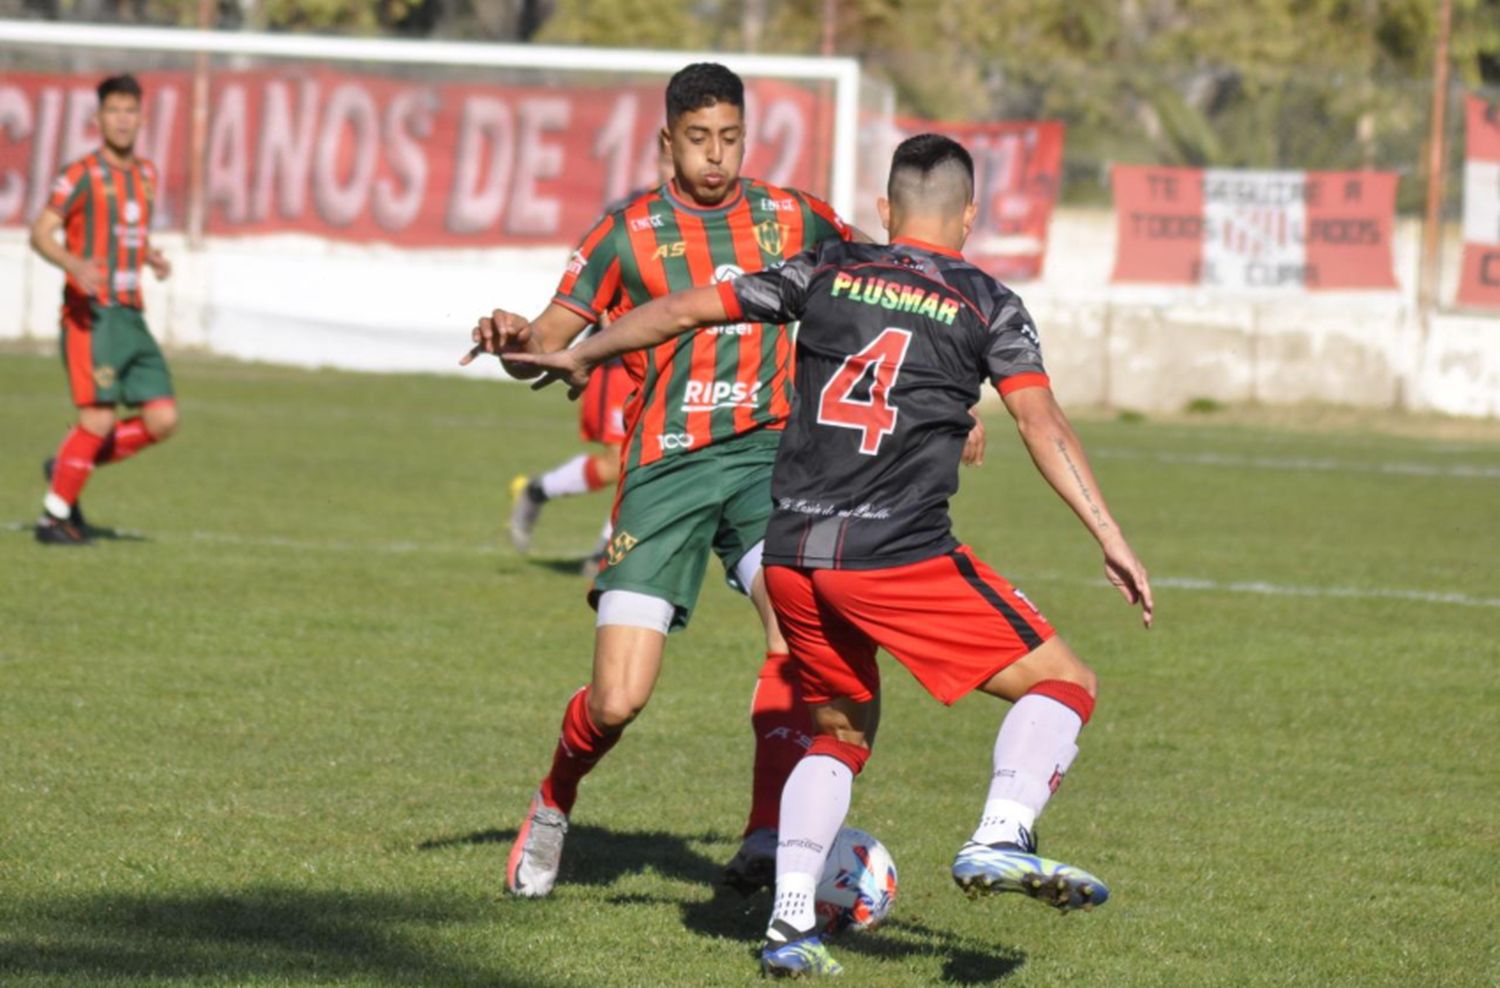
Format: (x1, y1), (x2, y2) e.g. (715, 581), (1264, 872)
(1458, 95), (1500, 309)
(1111, 165), (1399, 290)
(893, 117), (1063, 281)
(0, 67), (829, 245)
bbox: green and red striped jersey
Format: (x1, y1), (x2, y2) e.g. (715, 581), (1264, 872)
(554, 177), (852, 472)
(47, 150), (157, 309)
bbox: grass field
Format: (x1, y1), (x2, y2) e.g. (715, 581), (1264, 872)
(2, 349), (1497, 987)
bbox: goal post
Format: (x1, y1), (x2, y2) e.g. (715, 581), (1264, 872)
(0, 20), (887, 373)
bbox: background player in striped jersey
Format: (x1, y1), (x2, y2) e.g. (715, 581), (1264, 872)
(464, 63), (862, 899)
(506, 134), (1153, 978)
(507, 144), (677, 577)
(29, 74), (177, 546)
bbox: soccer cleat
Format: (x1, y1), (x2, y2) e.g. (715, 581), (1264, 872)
(761, 919), (843, 979)
(42, 457), (87, 529)
(34, 513), (91, 547)
(722, 826), (778, 894)
(951, 839), (1109, 912)
(507, 475), (545, 554)
(506, 789), (568, 898)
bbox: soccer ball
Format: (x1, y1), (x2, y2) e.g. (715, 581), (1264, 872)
(814, 827), (898, 934)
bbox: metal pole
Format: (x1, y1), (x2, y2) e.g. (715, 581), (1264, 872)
(1416, 0), (1453, 320)
(185, 0), (213, 248)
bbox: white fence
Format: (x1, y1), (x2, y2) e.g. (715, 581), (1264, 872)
(3, 208), (1498, 416)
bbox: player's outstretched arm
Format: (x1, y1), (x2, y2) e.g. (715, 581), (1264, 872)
(461, 302), (591, 378)
(1002, 386), (1154, 628)
(505, 285), (730, 392)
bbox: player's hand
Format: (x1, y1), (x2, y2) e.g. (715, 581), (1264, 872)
(146, 249), (171, 281)
(68, 255), (106, 296)
(502, 350), (592, 399)
(1100, 532), (1153, 629)
(461, 308), (532, 367)
(961, 410), (986, 467)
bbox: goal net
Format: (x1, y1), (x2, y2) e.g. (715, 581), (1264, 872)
(0, 21), (889, 374)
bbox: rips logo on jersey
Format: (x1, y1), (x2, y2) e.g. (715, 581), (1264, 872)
(682, 379), (762, 411)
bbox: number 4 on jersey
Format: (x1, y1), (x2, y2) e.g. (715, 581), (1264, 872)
(816, 328), (913, 455)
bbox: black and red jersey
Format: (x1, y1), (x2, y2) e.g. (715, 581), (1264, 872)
(723, 236), (1050, 570)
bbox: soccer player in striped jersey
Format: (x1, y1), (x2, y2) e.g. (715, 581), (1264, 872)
(507, 134), (1154, 978)
(507, 144), (677, 576)
(29, 74), (177, 546)
(464, 63), (864, 898)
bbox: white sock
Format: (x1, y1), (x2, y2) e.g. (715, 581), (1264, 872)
(769, 754), (852, 937)
(970, 694), (1082, 847)
(539, 454), (592, 500)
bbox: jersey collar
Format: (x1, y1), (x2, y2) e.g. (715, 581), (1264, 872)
(893, 235), (965, 259)
(665, 177), (746, 215)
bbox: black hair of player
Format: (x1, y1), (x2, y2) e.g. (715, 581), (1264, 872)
(665, 63), (744, 123)
(97, 74), (143, 104)
(888, 133), (974, 192)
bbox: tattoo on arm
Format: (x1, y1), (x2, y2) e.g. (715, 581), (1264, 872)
(1055, 438), (1110, 532)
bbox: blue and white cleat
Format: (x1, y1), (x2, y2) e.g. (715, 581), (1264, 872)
(761, 920), (844, 979)
(951, 840), (1109, 912)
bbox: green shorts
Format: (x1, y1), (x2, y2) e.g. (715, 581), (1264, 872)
(591, 428), (780, 631)
(61, 300), (174, 407)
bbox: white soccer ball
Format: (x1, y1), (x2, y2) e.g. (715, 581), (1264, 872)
(814, 827), (898, 934)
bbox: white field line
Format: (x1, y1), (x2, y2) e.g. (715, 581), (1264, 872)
(1090, 448), (1500, 479)
(11, 522), (1498, 610)
(1040, 574), (1500, 611)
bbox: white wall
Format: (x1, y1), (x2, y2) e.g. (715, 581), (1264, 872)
(3, 209), (1498, 415)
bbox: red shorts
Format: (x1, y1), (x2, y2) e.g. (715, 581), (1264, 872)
(578, 361), (632, 445)
(765, 546), (1055, 706)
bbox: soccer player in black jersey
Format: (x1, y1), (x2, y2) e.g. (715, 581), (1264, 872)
(508, 134), (1153, 979)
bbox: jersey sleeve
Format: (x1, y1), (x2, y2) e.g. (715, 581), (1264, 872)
(721, 247), (821, 325)
(46, 160), (88, 218)
(796, 190), (853, 244)
(553, 212), (623, 321)
(984, 295), (1050, 395)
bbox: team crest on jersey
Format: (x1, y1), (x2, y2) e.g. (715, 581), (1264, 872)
(92, 365), (117, 389)
(606, 530), (638, 566)
(754, 220), (789, 256)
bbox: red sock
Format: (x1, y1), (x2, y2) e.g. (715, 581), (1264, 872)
(583, 456), (607, 492)
(96, 417), (157, 465)
(538, 686), (622, 815)
(48, 426), (108, 510)
(744, 651), (814, 835)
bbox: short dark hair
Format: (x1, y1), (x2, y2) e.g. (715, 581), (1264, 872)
(665, 63), (744, 123)
(97, 74), (143, 104)
(888, 133), (974, 197)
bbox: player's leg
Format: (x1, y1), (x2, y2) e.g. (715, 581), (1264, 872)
(759, 564), (880, 978)
(39, 404), (115, 544)
(39, 301), (117, 544)
(507, 610), (670, 898)
(507, 458), (717, 897)
(508, 451), (613, 553)
(814, 546), (1107, 911)
(98, 317), (179, 469)
(713, 435), (817, 890)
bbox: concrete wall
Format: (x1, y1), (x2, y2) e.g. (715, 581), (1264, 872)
(3, 208), (1498, 415)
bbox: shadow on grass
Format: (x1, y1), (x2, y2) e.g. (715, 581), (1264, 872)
(0, 888), (548, 987)
(418, 823), (727, 888)
(638, 885), (1027, 985)
(526, 556), (594, 577)
(6, 520), (150, 543)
